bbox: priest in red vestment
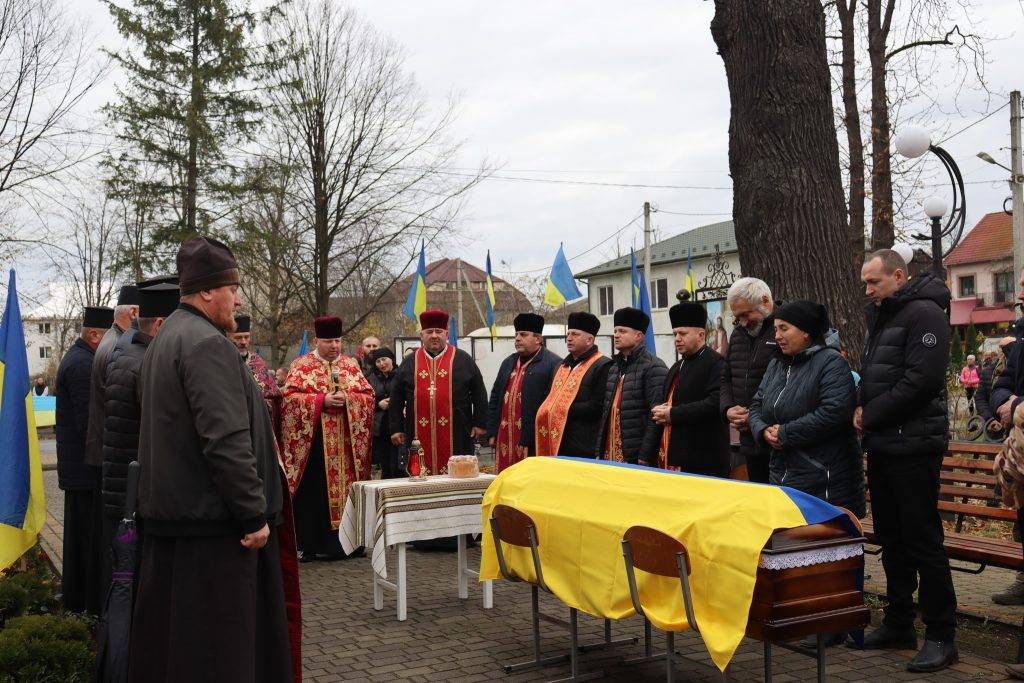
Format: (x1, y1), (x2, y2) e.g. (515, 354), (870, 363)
(231, 314), (282, 432)
(486, 313), (560, 472)
(389, 309), (488, 474)
(280, 316), (374, 561)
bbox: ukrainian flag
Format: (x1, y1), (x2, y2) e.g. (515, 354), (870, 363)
(685, 246), (696, 296)
(0, 270), (46, 570)
(630, 250), (641, 307)
(635, 269), (658, 355)
(484, 251), (497, 340)
(542, 244), (582, 307)
(403, 241), (428, 321)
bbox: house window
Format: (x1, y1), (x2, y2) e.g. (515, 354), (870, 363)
(38, 347), (51, 359)
(37, 322), (51, 334)
(958, 275), (975, 298)
(995, 271), (1015, 303)
(598, 285), (614, 316)
(650, 278), (669, 309)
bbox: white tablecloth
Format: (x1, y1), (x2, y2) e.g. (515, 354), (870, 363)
(339, 474), (496, 579)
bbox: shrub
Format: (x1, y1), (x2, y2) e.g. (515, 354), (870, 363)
(0, 568), (60, 624)
(0, 615), (93, 682)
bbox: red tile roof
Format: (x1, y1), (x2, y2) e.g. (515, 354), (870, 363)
(944, 212), (1013, 267)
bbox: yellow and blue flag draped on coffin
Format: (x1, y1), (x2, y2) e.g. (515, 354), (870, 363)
(0, 270), (47, 570)
(543, 244), (582, 307)
(403, 241), (428, 321)
(479, 457), (851, 671)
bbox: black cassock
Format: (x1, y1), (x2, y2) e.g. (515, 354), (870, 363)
(663, 346), (730, 477)
(292, 429), (347, 558)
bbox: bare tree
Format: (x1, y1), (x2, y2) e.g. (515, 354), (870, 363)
(0, 0), (105, 208)
(262, 0), (488, 329)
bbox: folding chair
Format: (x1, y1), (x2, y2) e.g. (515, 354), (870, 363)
(489, 504), (602, 682)
(621, 525), (727, 681)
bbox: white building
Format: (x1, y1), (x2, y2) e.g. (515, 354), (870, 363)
(576, 220), (742, 355)
(22, 284), (83, 379)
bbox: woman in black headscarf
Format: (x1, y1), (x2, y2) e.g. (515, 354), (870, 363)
(366, 347), (400, 478)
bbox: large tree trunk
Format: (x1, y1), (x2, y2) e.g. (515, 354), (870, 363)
(837, 0), (866, 269)
(711, 0), (864, 362)
(867, 0), (895, 249)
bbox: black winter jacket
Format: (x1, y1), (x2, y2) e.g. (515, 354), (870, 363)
(749, 345), (864, 516)
(487, 348), (561, 453)
(138, 305), (281, 537)
(662, 347), (729, 476)
(859, 273), (951, 457)
(101, 329), (147, 519)
(86, 324), (125, 468)
(556, 346), (612, 457)
(366, 367), (395, 437)
(595, 345), (668, 464)
(990, 318), (1024, 418)
(55, 338), (97, 491)
(976, 360), (999, 423)
(720, 315), (778, 461)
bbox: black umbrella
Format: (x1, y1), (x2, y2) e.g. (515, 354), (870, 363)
(95, 461), (140, 683)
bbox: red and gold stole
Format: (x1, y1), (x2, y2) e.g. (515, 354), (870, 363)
(535, 351), (604, 457)
(494, 354), (538, 472)
(413, 345), (455, 474)
(656, 373), (679, 469)
(602, 375), (626, 462)
(279, 352), (374, 529)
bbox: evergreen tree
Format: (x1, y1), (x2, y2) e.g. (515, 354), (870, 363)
(950, 327), (964, 370)
(964, 321), (978, 359)
(102, 0), (278, 248)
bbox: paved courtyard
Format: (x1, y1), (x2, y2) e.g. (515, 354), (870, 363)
(36, 438), (1023, 681)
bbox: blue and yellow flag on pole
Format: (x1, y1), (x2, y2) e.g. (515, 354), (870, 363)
(297, 329), (308, 358)
(448, 313), (458, 348)
(484, 251), (497, 341)
(636, 268), (658, 355)
(403, 241), (428, 321)
(629, 250), (641, 307)
(0, 270), (46, 570)
(543, 243), (583, 307)
(685, 247), (696, 296)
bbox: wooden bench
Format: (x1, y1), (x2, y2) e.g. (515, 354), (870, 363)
(861, 441), (1024, 659)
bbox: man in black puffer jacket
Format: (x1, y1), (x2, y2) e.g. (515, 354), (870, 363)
(856, 249), (957, 673)
(595, 307), (667, 464)
(98, 283), (180, 606)
(720, 277), (778, 483)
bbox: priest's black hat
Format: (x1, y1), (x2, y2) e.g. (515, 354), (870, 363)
(314, 316), (343, 339)
(613, 306), (650, 333)
(668, 302), (707, 329)
(137, 274), (179, 288)
(513, 312), (545, 334)
(116, 285), (140, 306)
(83, 306), (114, 329)
(566, 311), (600, 336)
(234, 314), (251, 333)
(177, 236), (240, 295)
(139, 283), (180, 318)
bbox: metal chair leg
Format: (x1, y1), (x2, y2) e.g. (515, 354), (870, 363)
(578, 617), (638, 652)
(763, 641), (772, 683)
(1018, 616), (1024, 663)
(547, 607), (602, 682)
(816, 633), (826, 683)
(666, 630), (675, 683)
(502, 585), (569, 673)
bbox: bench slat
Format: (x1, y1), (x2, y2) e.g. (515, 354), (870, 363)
(938, 484), (997, 501)
(936, 500), (1017, 521)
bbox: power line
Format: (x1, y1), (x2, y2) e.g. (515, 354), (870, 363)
(502, 213), (644, 275)
(426, 169), (732, 191)
(936, 101), (1010, 145)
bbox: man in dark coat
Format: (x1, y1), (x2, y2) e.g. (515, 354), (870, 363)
(652, 303), (729, 476)
(720, 277), (777, 483)
(129, 236), (292, 683)
(855, 249), (957, 672)
(536, 312), (611, 457)
(595, 307), (668, 465)
(487, 312), (560, 471)
(55, 306), (113, 615)
(389, 308), (488, 473)
(98, 283), (179, 608)
(85, 286), (138, 470)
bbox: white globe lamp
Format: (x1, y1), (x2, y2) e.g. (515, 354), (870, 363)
(894, 126), (932, 159)
(923, 196), (948, 219)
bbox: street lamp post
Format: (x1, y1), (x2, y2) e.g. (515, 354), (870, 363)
(894, 125), (967, 279)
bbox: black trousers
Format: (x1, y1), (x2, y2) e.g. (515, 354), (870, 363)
(62, 488), (102, 615)
(128, 528), (291, 683)
(292, 431), (345, 557)
(372, 433), (402, 478)
(867, 452), (957, 642)
(744, 450), (770, 484)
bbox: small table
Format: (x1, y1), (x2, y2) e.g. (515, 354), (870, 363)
(339, 474), (496, 621)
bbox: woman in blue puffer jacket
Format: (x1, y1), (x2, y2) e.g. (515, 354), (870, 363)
(748, 300), (865, 518)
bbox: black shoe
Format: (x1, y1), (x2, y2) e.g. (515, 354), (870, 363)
(798, 632), (846, 650)
(906, 640), (958, 673)
(853, 624), (917, 651)
(297, 551), (314, 564)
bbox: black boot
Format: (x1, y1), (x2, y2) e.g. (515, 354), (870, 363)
(906, 640), (958, 673)
(851, 624), (917, 651)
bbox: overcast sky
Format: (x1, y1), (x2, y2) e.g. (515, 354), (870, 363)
(44, 0), (1024, 291)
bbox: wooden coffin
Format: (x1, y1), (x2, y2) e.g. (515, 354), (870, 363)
(746, 514), (871, 643)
